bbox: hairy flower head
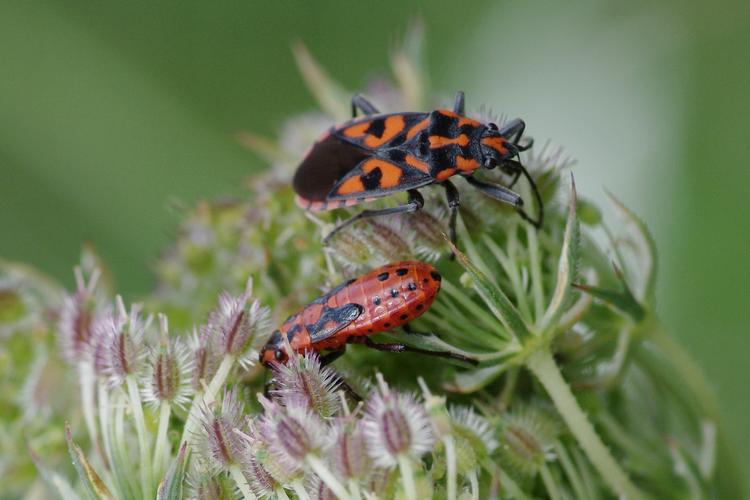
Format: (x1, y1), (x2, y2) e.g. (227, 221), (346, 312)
(205, 277), (270, 369)
(57, 267), (105, 364)
(141, 314), (194, 409)
(197, 386), (246, 474)
(94, 296), (150, 386)
(362, 373), (435, 468)
(257, 394), (328, 472)
(269, 350), (340, 417)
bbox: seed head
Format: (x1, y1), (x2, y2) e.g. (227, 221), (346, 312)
(362, 373), (435, 468)
(257, 394), (328, 471)
(307, 475), (337, 500)
(57, 267), (104, 364)
(329, 416), (371, 481)
(499, 404), (559, 478)
(197, 386), (246, 474)
(449, 405), (499, 473)
(188, 326), (218, 392)
(141, 314), (193, 409)
(94, 296), (150, 386)
(205, 278), (270, 369)
(270, 350), (340, 417)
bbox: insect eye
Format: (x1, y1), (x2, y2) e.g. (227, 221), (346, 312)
(484, 157), (497, 169)
(274, 349), (285, 362)
(488, 123), (499, 131)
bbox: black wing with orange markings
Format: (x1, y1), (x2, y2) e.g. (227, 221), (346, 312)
(334, 112), (429, 151)
(293, 112), (434, 204)
(327, 156), (433, 201)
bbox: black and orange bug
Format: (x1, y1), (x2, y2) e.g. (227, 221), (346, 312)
(259, 260), (476, 366)
(293, 91), (543, 245)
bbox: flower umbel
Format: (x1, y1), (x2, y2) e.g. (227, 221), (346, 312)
(269, 349), (341, 417)
(362, 373), (435, 468)
(19, 24), (742, 500)
(56, 266), (103, 364)
(197, 386), (246, 474)
(257, 394), (328, 471)
(205, 277), (270, 369)
(141, 315), (194, 410)
(95, 296), (150, 387)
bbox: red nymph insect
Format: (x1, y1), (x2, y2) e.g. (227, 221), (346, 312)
(259, 260), (476, 366)
(293, 91), (543, 245)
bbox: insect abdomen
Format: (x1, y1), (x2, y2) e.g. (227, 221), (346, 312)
(335, 260), (441, 338)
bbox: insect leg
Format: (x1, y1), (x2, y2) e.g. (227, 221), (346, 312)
(465, 175), (543, 229)
(359, 337), (478, 365)
(507, 170), (522, 189)
(351, 94), (380, 117)
(453, 91), (465, 115)
(441, 179), (460, 246)
(498, 118), (525, 144)
(323, 190), (425, 245)
(499, 118), (534, 151)
(503, 159), (544, 228)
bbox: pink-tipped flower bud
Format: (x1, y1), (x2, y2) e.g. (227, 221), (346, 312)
(198, 387), (245, 474)
(257, 394), (328, 472)
(206, 278), (270, 369)
(362, 374), (435, 468)
(95, 296), (150, 387)
(141, 315), (193, 409)
(270, 350), (340, 418)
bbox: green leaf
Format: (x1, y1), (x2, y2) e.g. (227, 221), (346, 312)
(157, 443), (188, 500)
(573, 265), (646, 322)
(291, 42), (350, 120)
(540, 175), (580, 334)
(605, 190), (658, 306)
(443, 363), (507, 393)
(65, 423), (113, 500)
(28, 444), (80, 500)
(449, 241), (530, 342)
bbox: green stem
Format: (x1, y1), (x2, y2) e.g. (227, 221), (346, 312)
(348, 478), (361, 500)
(539, 462), (562, 500)
(484, 462), (528, 500)
(306, 454), (351, 500)
(526, 349), (644, 499)
(397, 454), (417, 500)
(78, 362), (102, 467)
(275, 487), (291, 500)
(97, 383), (124, 497)
(554, 440), (589, 500)
(526, 223), (545, 323)
(291, 479), (310, 500)
(229, 463), (256, 500)
(126, 375), (152, 497)
(180, 354), (235, 446)
(467, 468), (479, 500)
(497, 367), (519, 411)
(443, 435), (457, 500)
(113, 391), (139, 499)
(97, 382), (114, 473)
(153, 401), (171, 474)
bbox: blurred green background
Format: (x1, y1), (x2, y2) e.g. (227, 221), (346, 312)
(1, 0), (748, 480)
